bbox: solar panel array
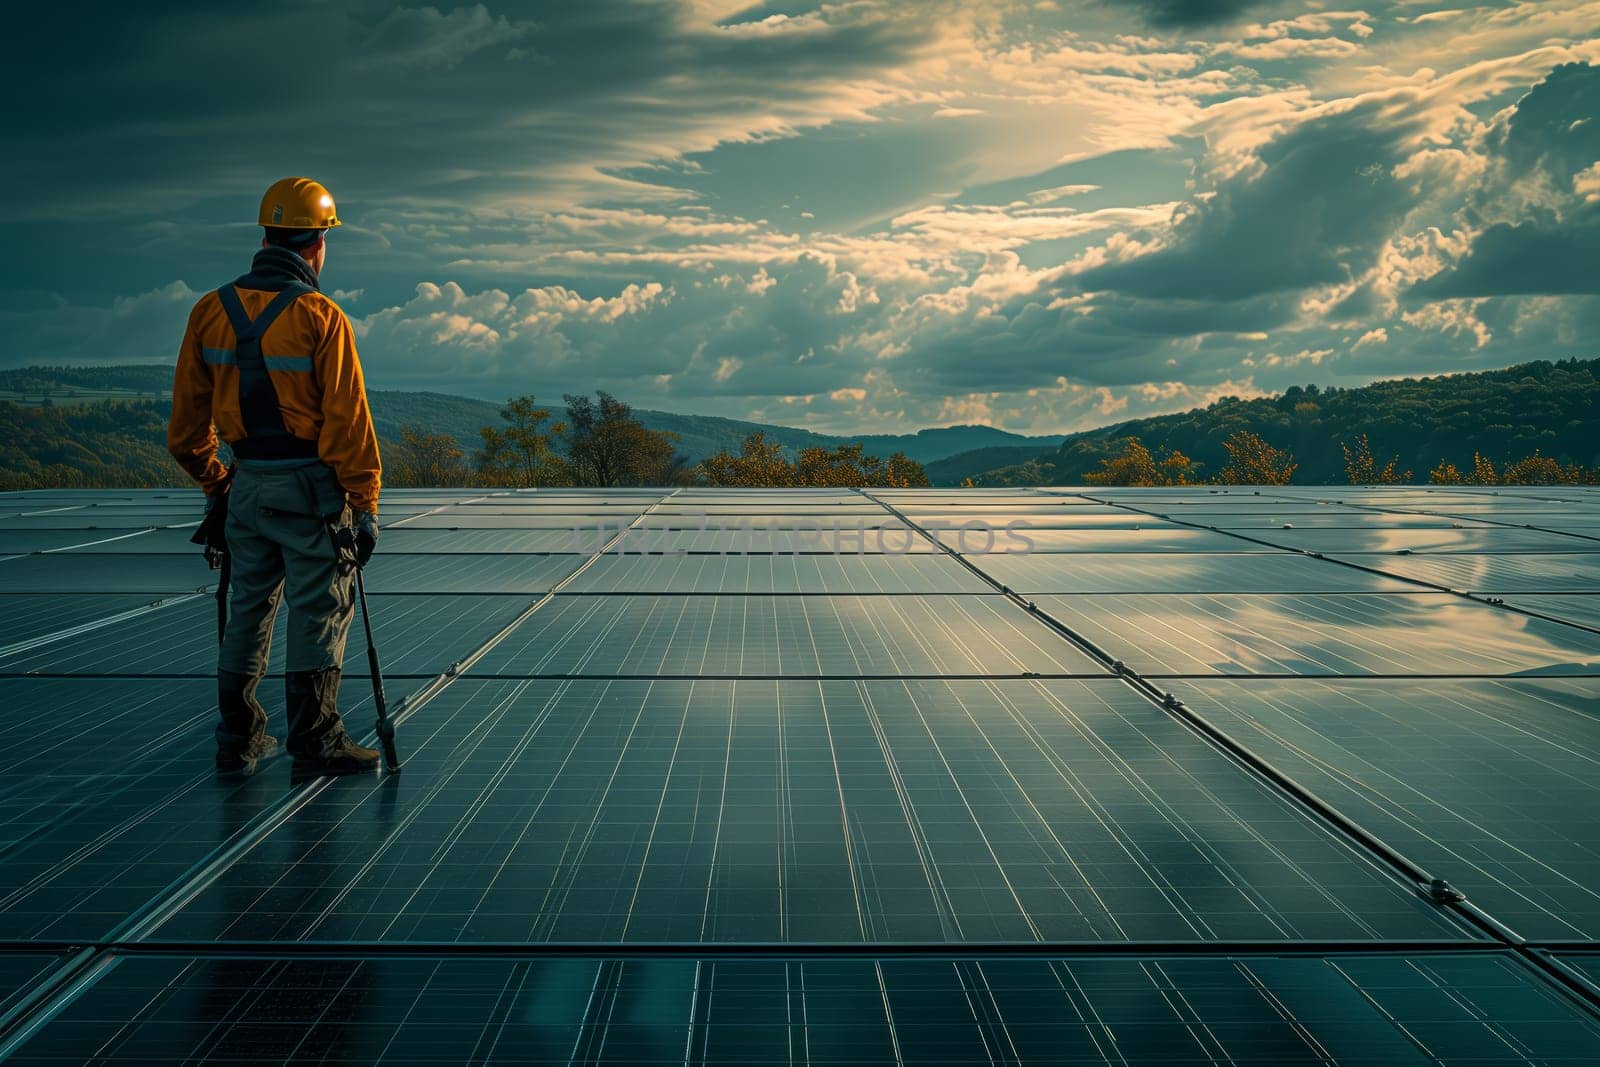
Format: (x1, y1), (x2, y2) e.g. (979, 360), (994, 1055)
(1, 483), (1599, 1063)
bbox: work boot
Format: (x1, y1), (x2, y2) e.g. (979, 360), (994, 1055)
(286, 667), (380, 777)
(216, 668), (279, 777)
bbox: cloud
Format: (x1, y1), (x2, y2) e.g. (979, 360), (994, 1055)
(0, 1), (947, 223)
(1025, 184), (1102, 204)
(1219, 37), (1363, 61)
(6, 1), (1600, 437)
(1118, 0), (1268, 28)
(361, 4), (532, 69)
(0, 281), (197, 364)
(1408, 212), (1600, 296)
(1407, 61), (1600, 298)
(1407, 10), (1466, 25)
(1071, 99), (1432, 302)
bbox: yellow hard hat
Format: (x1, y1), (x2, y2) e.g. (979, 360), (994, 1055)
(258, 177), (341, 230)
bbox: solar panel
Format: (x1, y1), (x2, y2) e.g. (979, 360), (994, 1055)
(1172, 678), (1600, 939)
(1256, 527), (1597, 554)
(400, 512), (647, 529)
(470, 596), (1104, 677)
(1205, 512), (1496, 529)
(0, 952), (61, 1021)
(50, 527), (218, 554)
(146, 678), (1468, 945)
(8, 951), (1598, 1065)
(1447, 511), (1600, 529)
(1328, 552), (1600, 593)
(0, 594), (196, 649)
(1, 485), (1597, 1061)
(566, 553), (991, 594)
(358, 554), (579, 595)
(1505, 595), (1600, 631)
(0, 553), (214, 593)
(1564, 952), (1600, 987)
(377, 527), (607, 553)
(630, 527), (944, 553)
(0, 529), (170, 555)
(1032, 592), (1600, 675)
(971, 553), (1413, 594)
(0, 594), (535, 678)
(0, 677), (359, 941)
(945, 527), (1279, 553)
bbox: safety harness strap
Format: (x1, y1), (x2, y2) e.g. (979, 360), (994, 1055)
(216, 283), (320, 460)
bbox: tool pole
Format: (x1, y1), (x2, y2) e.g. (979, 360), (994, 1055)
(353, 559), (400, 772)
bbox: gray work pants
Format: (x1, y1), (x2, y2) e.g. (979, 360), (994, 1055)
(219, 462), (354, 676)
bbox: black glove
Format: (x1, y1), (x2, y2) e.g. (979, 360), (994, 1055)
(190, 487), (230, 562)
(352, 510), (379, 567)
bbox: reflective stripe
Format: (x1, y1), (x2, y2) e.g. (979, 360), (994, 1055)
(202, 348), (310, 372)
(263, 355), (313, 373)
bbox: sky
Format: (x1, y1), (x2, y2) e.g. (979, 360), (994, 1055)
(2, 0), (1598, 434)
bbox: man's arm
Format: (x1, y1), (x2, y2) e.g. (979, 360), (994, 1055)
(314, 305), (382, 515)
(167, 303), (230, 493)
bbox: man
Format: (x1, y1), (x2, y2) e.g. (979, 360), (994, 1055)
(168, 177), (383, 778)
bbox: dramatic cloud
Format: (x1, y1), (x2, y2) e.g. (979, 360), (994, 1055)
(4, 1), (1600, 433)
(1119, 0), (1269, 28)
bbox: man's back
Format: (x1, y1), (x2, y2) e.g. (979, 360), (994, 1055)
(168, 246), (381, 514)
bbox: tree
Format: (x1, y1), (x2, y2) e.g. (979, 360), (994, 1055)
(562, 391), (686, 486)
(1085, 437), (1162, 486)
(1501, 450), (1577, 485)
(701, 434), (929, 488)
(389, 423), (467, 486)
(1085, 437), (1202, 486)
(476, 395), (568, 487)
(1216, 430), (1297, 485)
(1161, 450), (1201, 485)
(631, 430), (692, 486)
(1429, 460), (1463, 485)
(882, 451), (931, 488)
(795, 443), (873, 487)
(700, 431), (794, 487)
(1342, 433), (1410, 484)
(1465, 452), (1498, 486)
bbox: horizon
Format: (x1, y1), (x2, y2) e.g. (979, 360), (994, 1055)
(4, 355), (1583, 444)
(3, 2), (1598, 435)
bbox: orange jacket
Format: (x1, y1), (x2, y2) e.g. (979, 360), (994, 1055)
(168, 284), (382, 514)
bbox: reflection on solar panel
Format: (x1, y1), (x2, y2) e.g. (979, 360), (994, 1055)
(1334, 552), (1600, 593)
(1034, 592), (1600, 676)
(1, 485), (1598, 1062)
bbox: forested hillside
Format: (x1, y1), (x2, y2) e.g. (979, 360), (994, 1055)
(0, 366), (1059, 467)
(5, 360), (1597, 490)
(0, 400), (186, 490)
(932, 360), (1600, 486)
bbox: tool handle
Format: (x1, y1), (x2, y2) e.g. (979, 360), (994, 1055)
(354, 565), (401, 772)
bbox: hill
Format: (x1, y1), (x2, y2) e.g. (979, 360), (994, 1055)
(631, 413), (1063, 465)
(9, 360), (1594, 490)
(935, 359), (1600, 486)
(0, 365), (1062, 467)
